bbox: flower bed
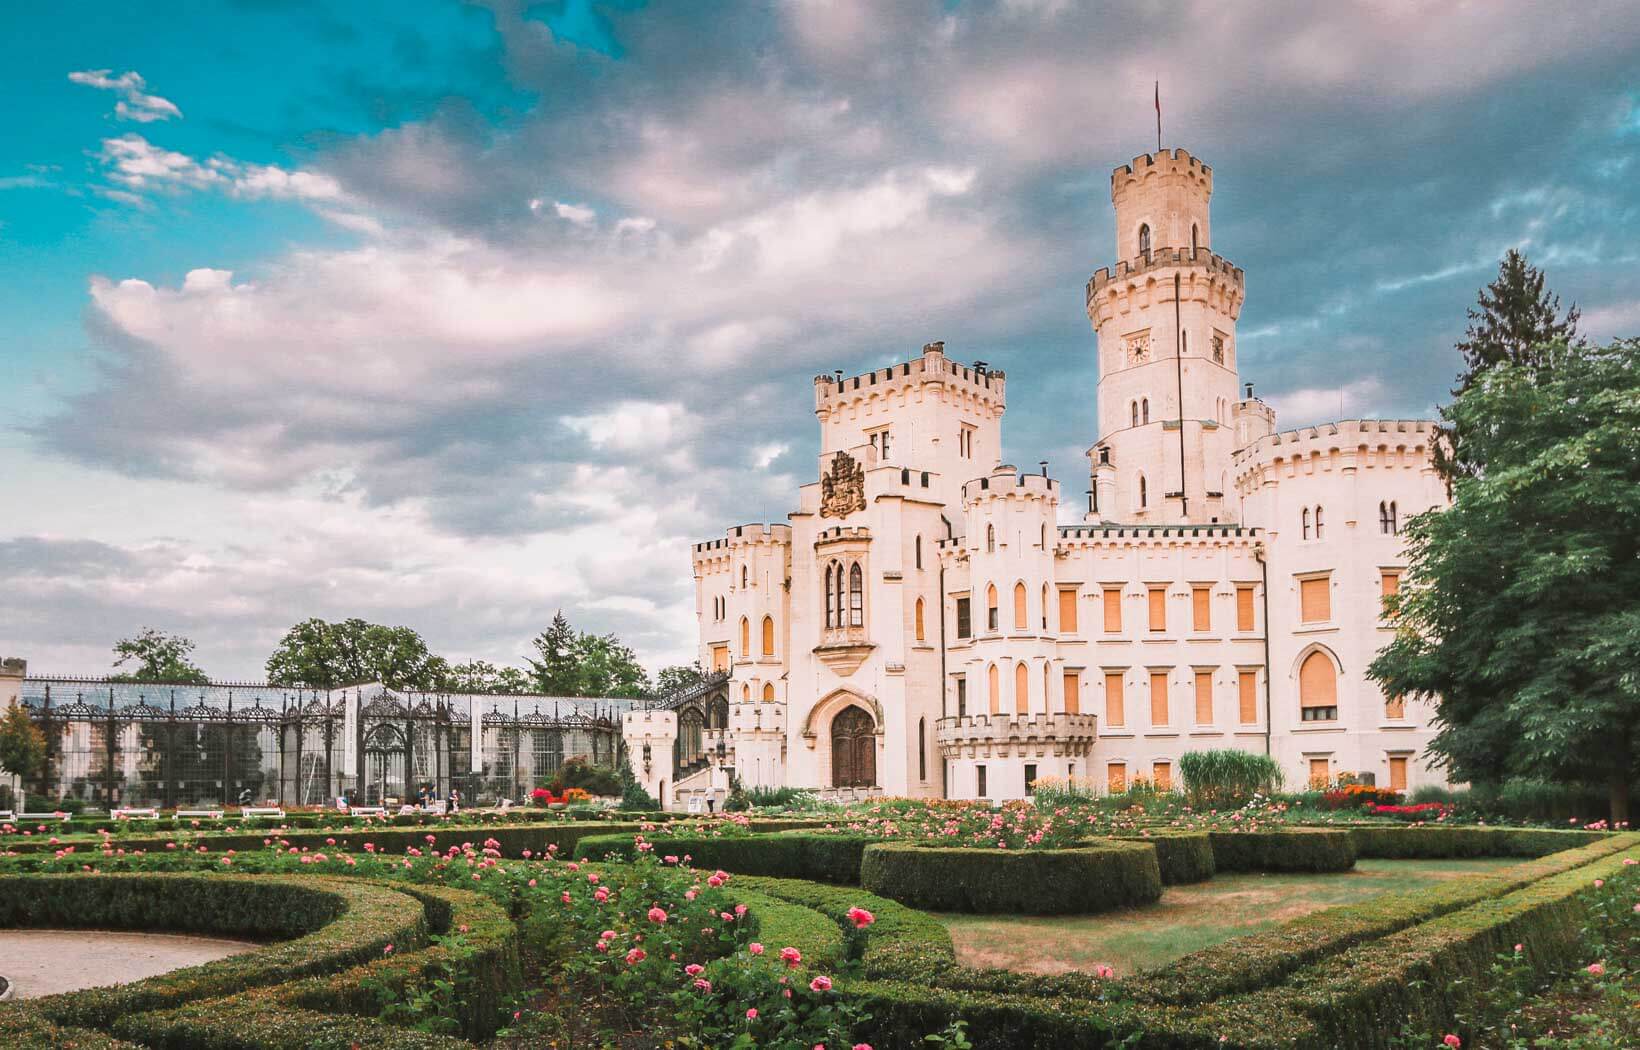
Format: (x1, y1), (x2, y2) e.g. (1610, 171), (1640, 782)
(858, 840), (1162, 914)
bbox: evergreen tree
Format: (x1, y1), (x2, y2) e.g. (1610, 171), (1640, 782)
(652, 662), (709, 699)
(111, 628), (210, 683)
(526, 612), (581, 695)
(1436, 249), (1580, 483)
(1370, 338), (1640, 824)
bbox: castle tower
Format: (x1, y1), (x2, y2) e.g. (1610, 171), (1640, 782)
(1086, 149), (1246, 524)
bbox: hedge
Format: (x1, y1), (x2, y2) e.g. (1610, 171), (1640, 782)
(859, 840), (1162, 914)
(1111, 831), (1215, 884)
(1207, 828), (1356, 873)
(0, 1005), (143, 1049)
(13, 874), (429, 1029)
(107, 998), (471, 1050)
(1122, 830), (1640, 1007)
(1346, 825), (1606, 859)
(732, 875), (955, 977)
(271, 883), (522, 1040)
(574, 831), (869, 884)
(734, 888), (848, 969)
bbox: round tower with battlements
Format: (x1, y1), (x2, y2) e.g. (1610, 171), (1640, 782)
(1086, 148), (1246, 525)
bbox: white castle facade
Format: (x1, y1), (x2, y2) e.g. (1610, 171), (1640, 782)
(624, 147), (1450, 810)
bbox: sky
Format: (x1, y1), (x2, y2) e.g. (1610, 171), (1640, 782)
(4, 0), (1639, 681)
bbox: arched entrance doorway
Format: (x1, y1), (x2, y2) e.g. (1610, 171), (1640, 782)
(830, 706), (876, 788)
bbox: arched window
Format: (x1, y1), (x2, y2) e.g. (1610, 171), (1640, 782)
(1314, 505), (1325, 539)
(742, 683), (750, 701)
(1041, 583), (1050, 629)
(1379, 501), (1391, 534)
(1302, 507), (1311, 540)
(986, 583), (999, 632)
(848, 562), (864, 627)
(1039, 523), (1046, 548)
(762, 681), (775, 702)
(1013, 582), (1028, 630)
(761, 615), (774, 656)
(1014, 660), (1029, 716)
(742, 565), (749, 588)
(836, 562), (847, 628)
(1131, 401), (1139, 427)
(1143, 398), (1150, 424)
(1181, 330), (1188, 355)
(987, 663), (1001, 714)
(915, 534), (923, 569)
(739, 616), (750, 657)
(824, 564), (835, 627)
(1299, 650), (1339, 721)
(1191, 222), (1199, 254)
(1138, 473), (1148, 509)
(986, 524), (996, 552)
(1389, 501), (1399, 535)
(1138, 223), (1151, 258)
(918, 716), (927, 781)
(914, 597), (926, 641)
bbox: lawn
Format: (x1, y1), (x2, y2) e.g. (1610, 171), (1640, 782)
(937, 856), (1523, 976)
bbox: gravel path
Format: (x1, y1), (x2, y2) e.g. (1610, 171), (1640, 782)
(0, 929), (259, 998)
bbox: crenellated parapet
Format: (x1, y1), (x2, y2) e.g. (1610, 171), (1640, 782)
(692, 523), (794, 574)
(1110, 148), (1213, 199)
(935, 712), (1099, 760)
(1054, 522), (1261, 553)
(960, 465), (1059, 507)
(1086, 248), (1245, 321)
(1232, 418), (1439, 493)
(813, 341), (1004, 420)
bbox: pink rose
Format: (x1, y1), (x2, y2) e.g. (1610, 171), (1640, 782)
(648, 906), (668, 924)
(748, 942), (765, 955)
(625, 947), (646, 964)
(1587, 962), (1605, 975)
(1443, 1037), (1460, 1048)
(780, 946), (802, 968)
(846, 907), (875, 928)
(810, 975), (833, 992)
(746, 1008), (758, 1020)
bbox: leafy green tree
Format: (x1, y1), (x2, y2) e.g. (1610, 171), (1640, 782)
(0, 702), (47, 781)
(652, 662), (709, 699)
(111, 628), (210, 683)
(441, 659), (534, 694)
(1369, 338), (1640, 824)
(1436, 249), (1580, 483)
(265, 618), (445, 690)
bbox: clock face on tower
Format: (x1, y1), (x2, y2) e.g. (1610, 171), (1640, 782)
(1123, 329), (1152, 365)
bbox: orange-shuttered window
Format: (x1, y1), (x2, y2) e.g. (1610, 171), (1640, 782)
(1236, 585), (1255, 631)
(1104, 671), (1125, 726)
(1059, 589), (1078, 632)
(1300, 576), (1331, 623)
(1192, 586), (1211, 632)
(1238, 670), (1258, 724)
(1149, 670), (1169, 726)
(1194, 670), (1213, 724)
(1148, 587), (1167, 632)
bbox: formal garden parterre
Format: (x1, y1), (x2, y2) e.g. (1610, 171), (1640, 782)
(0, 795), (1635, 1049)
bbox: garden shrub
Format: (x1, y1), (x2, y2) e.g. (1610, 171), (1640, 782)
(733, 875), (955, 977)
(858, 840), (1161, 914)
(1110, 831), (1214, 884)
(12, 874), (428, 1029)
(735, 889), (848, 969)
(0, 1005), (143, 1049)
(1208, 828), (1356, 872)
(574, 831), (870, 884)
(108, 998), (472, 1050)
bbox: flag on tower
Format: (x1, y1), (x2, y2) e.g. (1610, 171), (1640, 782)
(1155, 81), (1162, 151)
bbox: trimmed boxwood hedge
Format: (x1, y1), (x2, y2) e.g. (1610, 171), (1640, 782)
(735, 888), (848, 968)
(1346, 824), (1606, 859)
(1208, 828), (1356, 873)
(574, 831), (870, 884)
(859, 840), (1162, 914)
(0, 1005), (143, 1049)
(733, 875), (955, 977)
(10, 874), (429, 1030)
(108, 998), (471, 1050)
(1110, 831), (1215, 884)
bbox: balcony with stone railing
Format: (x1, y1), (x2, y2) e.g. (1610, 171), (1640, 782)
(935, 712), (1099, 760)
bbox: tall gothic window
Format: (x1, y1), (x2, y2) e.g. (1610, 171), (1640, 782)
(1131, 401), (1138, 427)
(1138, 473), (1148, 509)
(761, 615), (775, 656)
(1142, 398), (1150, 424)
(1191, 223), (1199, 254)
(986, 524), (996, 552)
(1380, 500), (1399, 535)
(1302, 507), (1312, 540)
(915, 534), (923, 569)
(1138, 223), (1151, 258)
(848, 562), (864, 627)
(986, 583), (999, 632)
(824, 564), (835, 627)
(1314, 505), (1325, 539)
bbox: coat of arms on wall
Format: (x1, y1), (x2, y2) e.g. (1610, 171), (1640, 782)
(820, 451), (866, 518)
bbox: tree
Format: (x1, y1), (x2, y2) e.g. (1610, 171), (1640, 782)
(111, 628), (209, 683)
(1436, 249), (1580, 483)
(652, 662), (709, 699)
(526, 612), (651, 698)
(265, 618), (445, 690)
(1369, 338), (1640, 824)
(440, 659), (534, 694)
(0, 702), (47, 782)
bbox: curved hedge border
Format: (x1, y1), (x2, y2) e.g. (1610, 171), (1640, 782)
(734, 889), (848, 969)
(574, 831), (869, 883)
(859, 840), (1162, 914)
(107, 998), (471, 1050)
(6, 874), (428, 1030)
(733, 876), (955, 977)
(1208, 828), (1357, 873)
(1110, 831), (1215, 884)
(0, 1006), (142, 1049)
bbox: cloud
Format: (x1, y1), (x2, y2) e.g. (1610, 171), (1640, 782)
(69, 69), (182, 123)
(95, 134), (347, 204)
(553, 200), (596, 225)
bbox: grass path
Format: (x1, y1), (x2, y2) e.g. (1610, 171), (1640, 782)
(938, 857), (1522, 977)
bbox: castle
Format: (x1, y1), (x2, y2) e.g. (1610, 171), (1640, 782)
(623, 147), (1450, 810)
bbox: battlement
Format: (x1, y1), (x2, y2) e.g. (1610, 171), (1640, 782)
(814, 341), (1004, 415)
(961, 465), (1059, 505)
(1087, 246), (1244, 303)
(814, 525), (872, 545)
(1054, 522), (1260, 551)
(692, 523), (794, 557)
(1232, 418), (1439, 473)
(1111, 148), (1212, 199)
